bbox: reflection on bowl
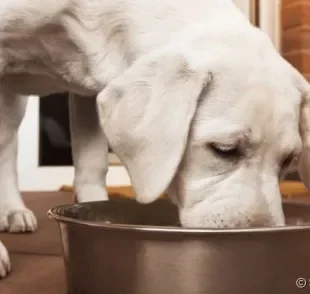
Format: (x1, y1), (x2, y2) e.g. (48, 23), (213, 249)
(48, 197), (310, 294)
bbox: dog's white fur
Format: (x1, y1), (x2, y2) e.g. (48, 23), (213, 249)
(1, 0), (310, 278)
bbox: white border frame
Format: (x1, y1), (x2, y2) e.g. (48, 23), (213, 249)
(233, 0), (281, 51)
(17, 96), (130, 191)
(259, 0), (282, 52)
(233, 0), (252, 20)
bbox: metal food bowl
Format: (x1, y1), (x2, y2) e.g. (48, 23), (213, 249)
(48, 196), (310, 294)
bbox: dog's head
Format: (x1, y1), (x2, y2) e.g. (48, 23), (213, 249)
(97, 24), (310, 228)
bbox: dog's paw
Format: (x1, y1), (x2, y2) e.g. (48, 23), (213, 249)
(75, 185), (109, 203)
(0, 241), (10, 279)
(0, 209), (37, 233)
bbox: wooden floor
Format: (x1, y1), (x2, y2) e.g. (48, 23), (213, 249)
(1, 184), (310, 294)
(0, 192), (73, 294)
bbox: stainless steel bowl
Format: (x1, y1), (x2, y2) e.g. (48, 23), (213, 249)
(48, 197), (310, 294)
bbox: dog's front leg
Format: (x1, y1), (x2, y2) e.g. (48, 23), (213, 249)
(69, 93), (109, 202)
(0, 84), (37, 233)
(0, 241), (10, 278)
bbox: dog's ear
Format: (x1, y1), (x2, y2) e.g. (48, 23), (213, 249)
(97, 50), (212, 203)
(295, 72), (310, 190)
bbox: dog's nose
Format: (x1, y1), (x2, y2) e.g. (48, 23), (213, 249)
(179, 199), (283, 229)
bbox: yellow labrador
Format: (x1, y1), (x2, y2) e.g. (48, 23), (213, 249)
(1, 0), (310, 278)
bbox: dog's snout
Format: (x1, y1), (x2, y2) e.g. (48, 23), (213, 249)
(178, 197), (284, 229)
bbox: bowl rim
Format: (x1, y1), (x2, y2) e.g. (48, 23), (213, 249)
(47, 200), (310, 235)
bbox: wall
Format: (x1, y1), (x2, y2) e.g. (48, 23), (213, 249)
(281, 0), (310, 82)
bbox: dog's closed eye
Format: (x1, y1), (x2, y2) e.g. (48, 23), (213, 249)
(209, 142), (242, 159)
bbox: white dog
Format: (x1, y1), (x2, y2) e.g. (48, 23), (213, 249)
(1, 0), (310, 278)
